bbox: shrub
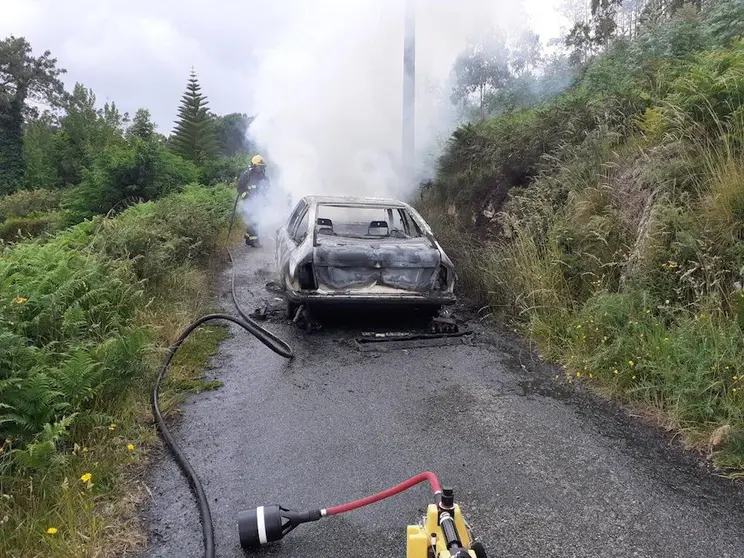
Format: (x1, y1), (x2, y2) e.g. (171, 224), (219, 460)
(67, 138), (199, 219)
(91, 184), (234, 283)
(0, 212), (62, 242)
(0, 188), (63, 219)
(199, 153), (251, 186)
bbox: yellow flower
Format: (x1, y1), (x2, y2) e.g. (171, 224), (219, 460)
(613, 369), (619, 375)
(664, 338), (670, 342)
(80, 473), (92, 483)
(46, 527), (58, 535)
(108, 423), (116, 431)
(127, 443), (135, 452)
(632, 375), (637, 380)
(733, 388), (738, 393)
(13, 297), (27, 304)
(588, 373), (593, 379)
(576, 372), (581, 378)
(628, 360), (635, 367)
(576, 324), (582, 329)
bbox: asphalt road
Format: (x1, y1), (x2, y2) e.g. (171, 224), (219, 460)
(137, 241), (744, 558)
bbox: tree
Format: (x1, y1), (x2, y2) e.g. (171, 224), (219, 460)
(127, 108), (156, 140)
(564, 0), (624, 64)
(169, 70), (217, 165)
(451, 30), (511, 119)
(23, 111), (59, 190)
(69, 138), (198, 219)
(53, 83), (125, 188)
(0, 36), (66, 193)
(212, 112), (254, 157)
(510, 30), (542, 76)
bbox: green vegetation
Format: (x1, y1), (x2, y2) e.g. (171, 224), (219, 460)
(422, 0), (744, 469)
(169, 69), (219, 165)
(0, 36), (66, 193)
(0, 34), (256, 557)
(0, 186), (235, 557)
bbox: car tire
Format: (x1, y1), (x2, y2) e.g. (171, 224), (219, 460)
(423, 305), (442, 318)
(286, 298), (299, 320)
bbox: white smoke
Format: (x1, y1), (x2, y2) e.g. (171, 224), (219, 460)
(243, 0), (535, 234)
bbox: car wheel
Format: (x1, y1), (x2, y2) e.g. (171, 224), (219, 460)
(286, 298), (299, 320)
(422, 305), (442, 318)
(282, 270), (299, 319)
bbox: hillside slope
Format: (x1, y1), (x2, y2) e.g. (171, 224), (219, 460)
(420, 3), (744, 469)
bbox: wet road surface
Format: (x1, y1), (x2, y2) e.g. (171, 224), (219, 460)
(137, 242), (744, 558)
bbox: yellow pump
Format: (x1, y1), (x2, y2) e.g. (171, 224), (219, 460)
(407, 503), (479, 558)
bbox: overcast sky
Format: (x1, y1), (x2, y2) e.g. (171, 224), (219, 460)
(1, 0), (569, 133)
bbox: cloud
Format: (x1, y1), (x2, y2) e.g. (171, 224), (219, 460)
(1, 0), (566, 135)
(0, 0), (284, 131)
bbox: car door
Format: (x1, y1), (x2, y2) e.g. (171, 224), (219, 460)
(286, 203), (311, 281)
(277, 200), (308, 278)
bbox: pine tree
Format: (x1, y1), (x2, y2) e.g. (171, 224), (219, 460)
(169, 69), (217, 164)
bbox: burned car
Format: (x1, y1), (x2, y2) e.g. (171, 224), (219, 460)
(275, 196), (457, 317)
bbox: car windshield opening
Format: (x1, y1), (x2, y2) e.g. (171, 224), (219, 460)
(315, 204), (423, 239)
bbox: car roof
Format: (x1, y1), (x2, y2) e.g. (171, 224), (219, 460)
(301, 195), (411, 208)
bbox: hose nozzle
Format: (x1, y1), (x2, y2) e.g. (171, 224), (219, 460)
(237, 505), (321, 549)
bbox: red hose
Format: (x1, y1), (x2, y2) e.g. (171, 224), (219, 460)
(324, 472), (442, 516)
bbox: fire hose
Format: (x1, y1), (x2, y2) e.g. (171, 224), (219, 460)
(150, 192), (488, 557)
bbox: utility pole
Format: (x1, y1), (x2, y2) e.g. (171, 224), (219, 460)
(402, 0), (415, 191)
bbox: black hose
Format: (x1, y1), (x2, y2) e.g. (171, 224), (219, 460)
(226, 247), (293, 357)
(152, 193), (294, 558)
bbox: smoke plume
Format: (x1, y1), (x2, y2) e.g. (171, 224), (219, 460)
(243, 0), (534, 233)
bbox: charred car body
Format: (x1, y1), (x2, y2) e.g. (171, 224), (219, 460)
(275, 196), (457, 317)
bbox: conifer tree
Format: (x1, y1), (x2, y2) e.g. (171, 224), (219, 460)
(169, 69), (217, 164)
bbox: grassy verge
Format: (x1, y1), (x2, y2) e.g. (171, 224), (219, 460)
(0, 184), (239, 557)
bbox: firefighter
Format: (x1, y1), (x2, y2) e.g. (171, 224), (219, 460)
(237, 155), (270, 247)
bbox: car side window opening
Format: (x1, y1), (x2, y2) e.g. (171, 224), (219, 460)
(287, 201), (306, 230)
(402, 211), (423, 237)
(395, 209), (412, 236)
(292, 208), (310, 243)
